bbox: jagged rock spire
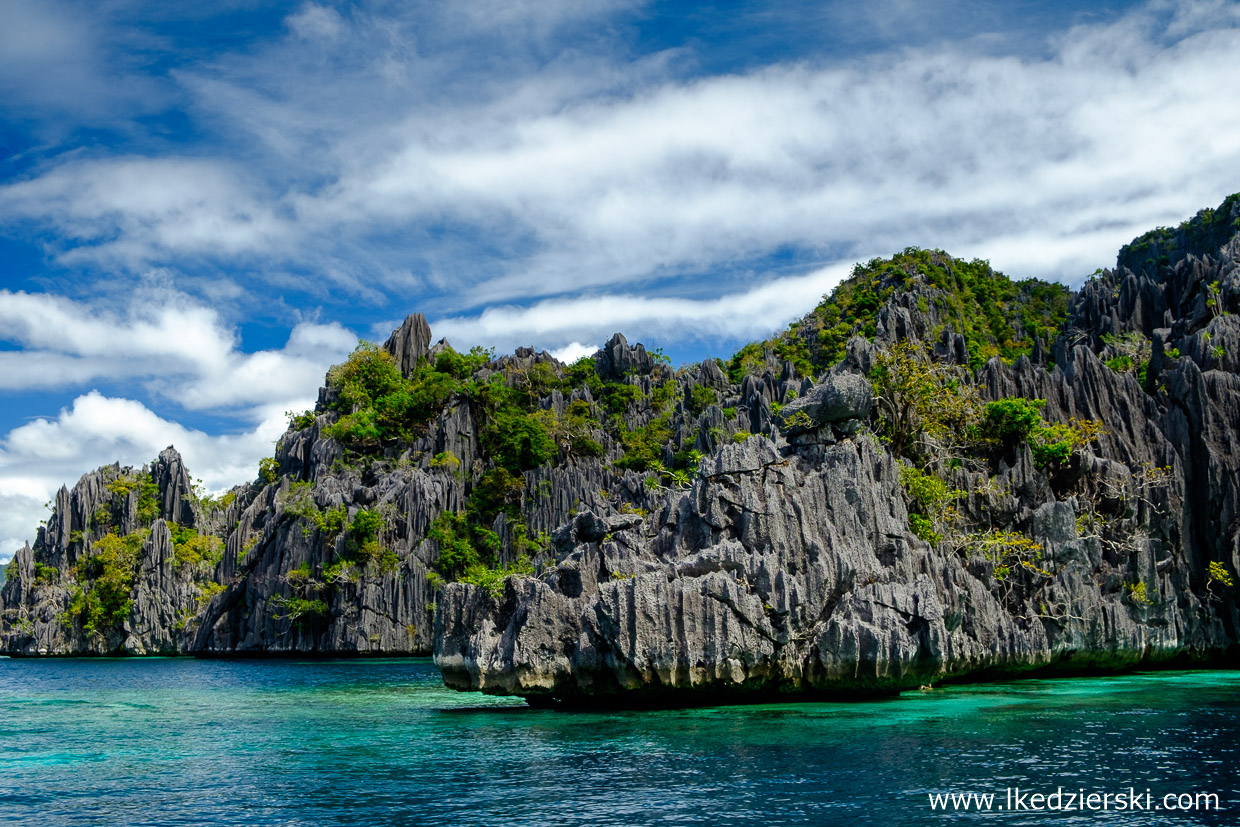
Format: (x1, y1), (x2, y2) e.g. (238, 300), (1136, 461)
(384, 314), (433, 377)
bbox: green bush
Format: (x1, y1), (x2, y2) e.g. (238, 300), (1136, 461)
(259, 457), (279, 484)
(598, 382), (644, 418)
(275, 596), (329, 622)
(459, 556), (535, 599)
(468, 468), (525, 526)
(980, 398), (1045, 444)
(344, 509), (385, 563)
(170, 524), (224, 568)
(727, 342), (767, 383)
(106, 472), (160, 525)
(33, 563), (59, 587)
(67, 531), (145, 637)
(433, 346), (491, 380)
(485, 410), (554, 472)
(908, 514), (940, 544)
(323, 341), (472, 451)
(562, 356), (603, 396)
(287, 410), (317, 430)
(429, 511), (486, 579)
(688, 385), (718, 416)
(1028, 419), (1103, 470)
(615, 414), (672, 472)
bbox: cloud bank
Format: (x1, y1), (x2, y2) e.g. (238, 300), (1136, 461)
(3, 0), (1238, 321)
(0, 288), (357, 562)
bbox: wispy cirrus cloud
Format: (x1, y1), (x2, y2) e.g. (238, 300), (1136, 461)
(4, 0), (1238, 331)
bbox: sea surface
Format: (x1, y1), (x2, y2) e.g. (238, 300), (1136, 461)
(0, 659), (1237, 826)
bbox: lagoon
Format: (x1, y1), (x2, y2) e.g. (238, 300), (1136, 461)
(1, 659), (1237, 825)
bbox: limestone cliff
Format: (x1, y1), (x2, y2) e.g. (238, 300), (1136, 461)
(1, 448), (231, 655)
(1, 195), (1237, 704)
(436, 196), (1240, 704)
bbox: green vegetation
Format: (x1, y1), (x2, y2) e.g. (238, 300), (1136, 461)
(729, 248), (1070, 379)
(1125, 581), (1153, 606)
(870, 341), (979, 462)
(687, 385), (719, 416)
(1117, 194), (1240, 276)
(33, 563), (59, 587)
(869, 344), (1102, 472)
(169, 523), (224, 569)
(426, 502), (539, 598)
(272, 596), (329, 623)
(287, 409), (317, 430)
(459, 555), (535, 599)
(322, 341), (489, 451)
(615, 413), (672, 472)
(899, 465), (960, 544)
(430, 451), (460, 470)
(345, 509), (396, 570)
(1027, 419), (1103, 469)
(63, 531), (146, 638)
(281, 482), (343, 538)
(979, 398), (1045, 445)
(1207, 561), (1234, 597)
(259, 457), (279, 484)
(196, 581), (225, 607)
(105, 472), (160, 525)
(428, 511), (499, 580)
(963, 531), (1047, 581)
(978, 398), (1102, 468)
(196, 488), (236, 512)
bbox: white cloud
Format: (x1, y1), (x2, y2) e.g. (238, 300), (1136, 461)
(0, 287), (356, 413)
(286, 4), (344, 41)
(549, 342), (597, 363)
(0, 392), (291, 564)
(0, 158), (288, 269)
(4, 0), (1236, 311)
(0, 491), (44, 566)
(0, 286), (358, 563)
(434, 261), (854, 356)
(0, 0), (170, 126)
(4, 0), (1240, 558)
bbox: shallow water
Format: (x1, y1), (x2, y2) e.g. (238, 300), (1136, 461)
(1, 659), (1237, 825)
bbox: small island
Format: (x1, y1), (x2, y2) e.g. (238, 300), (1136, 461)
(5, 196), (1240, 708)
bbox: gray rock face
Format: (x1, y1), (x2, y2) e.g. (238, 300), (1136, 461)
(385, 313), (433, 377)
(435, 206), (1240, 705)
(775, 372), (872, 434)
(0, 448), (225, 655)
(5, 198), (1240, 705)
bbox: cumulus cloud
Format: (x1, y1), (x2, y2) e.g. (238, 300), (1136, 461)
(0, 392), (291, 563)
(0, 287), (355, 412)
(0, 288), (357, 562)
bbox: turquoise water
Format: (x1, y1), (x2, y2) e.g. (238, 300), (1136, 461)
(1, 660), (1237, 826)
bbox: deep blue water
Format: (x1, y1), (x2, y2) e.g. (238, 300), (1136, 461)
(0, 660), (1237, 826)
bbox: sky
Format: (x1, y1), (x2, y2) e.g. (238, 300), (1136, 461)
(2, 0), (1239, 562)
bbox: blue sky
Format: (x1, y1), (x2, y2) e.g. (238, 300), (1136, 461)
(2, 0), (1239, 560)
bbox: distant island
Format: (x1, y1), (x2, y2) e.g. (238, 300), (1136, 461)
(4, 195), (1239, 707)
